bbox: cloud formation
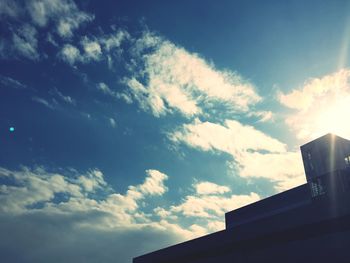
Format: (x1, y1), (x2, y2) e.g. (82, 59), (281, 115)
(58, 30), (130, 66)
(59, 44), (82, 65)
(0, 165), (262, 262)
(32, 96), (56, 109)
(156, 181), (260, 234)
(81, 37), (102, 61)
(109, 117), (116, 128)
(0, 166), (221, 262)
(122, 32), (261, 118)
(279, 69), (350, 139)
(169, 119), (304, 191)
(195, 181), (230, 195)
(50, 88), (76, 106)
(171, 192), (259, 219)
(0, 75), (27, 89)
(27, 0), (93, 38)
(12, 24), (39, 60)
(0, 0), (93, 60)
(0, 0), (21, 18)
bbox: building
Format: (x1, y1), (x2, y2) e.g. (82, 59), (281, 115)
(133, 133), (350, 263)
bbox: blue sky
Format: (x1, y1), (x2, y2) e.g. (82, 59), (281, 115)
(1, 0), (350, 262)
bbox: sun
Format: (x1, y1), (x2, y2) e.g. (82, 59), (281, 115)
(313, 96), (350, 138)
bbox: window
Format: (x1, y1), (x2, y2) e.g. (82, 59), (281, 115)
(310, 177), (326, 197)
(306, 152), (314, 171)
(344, 155), (350, 167)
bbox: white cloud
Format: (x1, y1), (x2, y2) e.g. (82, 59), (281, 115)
(59, 44), (82, 65)
(0, 166), (170, 223)
(97, 82), (114, 96)
(0, 75), (26, 89)
(1, 0), (93, 59)
(57, 14), (91, 38)
(12, 24), (39, 60)
(170, 118), (286, 155)
(156, 181), (259, 235)
(77, 169), (106, 193)
(59, 39), (104, 66)
(0, 165), (265, 262)
(50, 88), (76, 105)
(0, 167), (221, 263)
(81, 38), (102, 61)
(138, 169), (168, 196)
(249, 110), (274, 122)
(154, 207), (177, 220)
(279, 69), (350, 139)
(26, 0), (93, 38)
(32, 96), (55, 109)
(124, 32), (261, 118)
(169, 119), (305, 191)
(101, 30), (130, 52)
(170, 190), (259, 218)
(46, 32), (58, 46)
(0, 166), (83, 213)
(0, 0), (21, 18)
(195, 181), (230, 195)
(97, 82), (133, 103)
(207, 220), (226, 232)
(237, 151), (305, 191)
(0, 166), (210, 262)
(109, 118), (116, 128)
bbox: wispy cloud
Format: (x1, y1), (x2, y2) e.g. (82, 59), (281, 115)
(279, 69), (350, 139)
(138, 169), (168, 196)
(169, 118), (304, 191)
(59, 44), (83, 65)
(97, 82), (116, 96)
(0, 0), (94, 60)
(194, 181), (230, 195)
(169, 118), (286, 154)
(170, 191), (260, 219)
(32, 96), (56, 109)
(101, 29), (130, 52)
(81, 37), (102, 61)
(59, 39), (104, 66)
(248, 110), (274, 122)
(0, 0), (22, 18)
(0, 164), (263, 263)
(26, 0), (93, 38)
(163, 180), (259, 233)
(97, 82), (132, 103)
(0, 166), (204, 262)
(50, 88), (76, 106)
(12, 24), (39, 60)
(122, 32), (261, 118)
(109, 117), (117, 128)
(158, 181), (259, 232)
(0, 75), (26, 89)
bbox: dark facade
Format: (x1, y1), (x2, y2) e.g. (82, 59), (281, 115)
(134, 133), (350, 263)
(300, 133), (350, 198)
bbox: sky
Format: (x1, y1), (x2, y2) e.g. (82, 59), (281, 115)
(1, 0), (350, 262)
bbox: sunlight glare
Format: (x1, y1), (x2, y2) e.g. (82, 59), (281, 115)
(313, 97), (350, 138)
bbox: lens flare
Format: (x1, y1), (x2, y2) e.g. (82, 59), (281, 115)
(313, 97), (350, 138)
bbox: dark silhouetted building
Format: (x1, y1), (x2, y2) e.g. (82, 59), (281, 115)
(134, 133), (350, 263)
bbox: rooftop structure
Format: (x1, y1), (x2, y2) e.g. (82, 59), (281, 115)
(300, 133), (350, 197)
(134, 133), (350, 263)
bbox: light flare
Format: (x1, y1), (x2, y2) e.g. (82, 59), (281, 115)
(312, 97), (350, 138)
